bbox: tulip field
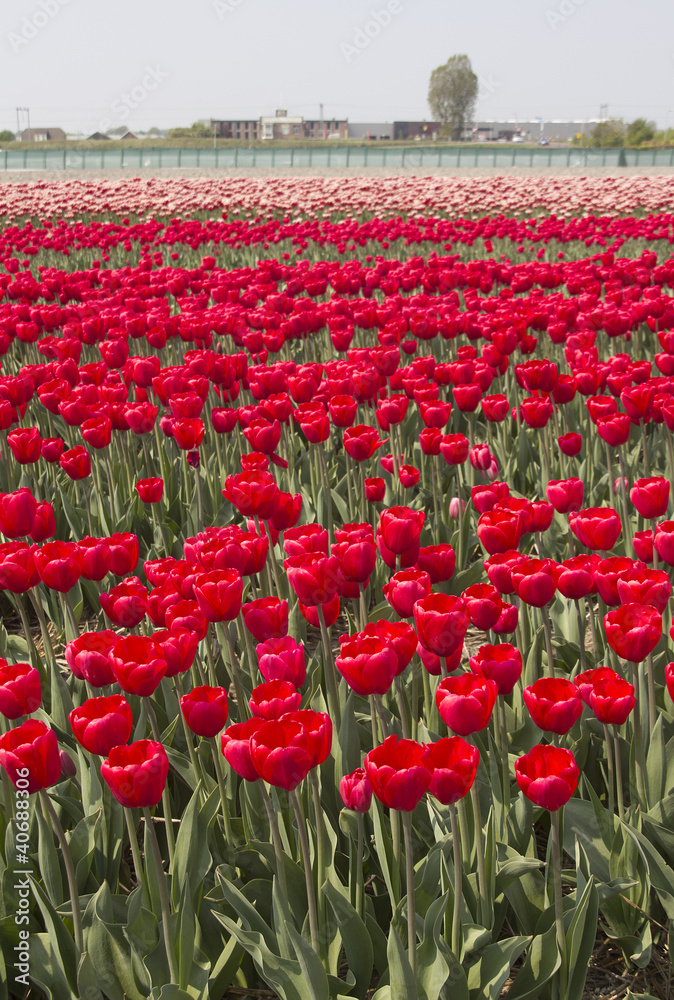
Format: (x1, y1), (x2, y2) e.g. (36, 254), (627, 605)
(3, 174), (674, 999)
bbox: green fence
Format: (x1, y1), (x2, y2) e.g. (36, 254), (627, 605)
(1, 145), (674, 172)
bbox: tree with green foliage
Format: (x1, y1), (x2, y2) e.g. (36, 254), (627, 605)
(168, 121), (213, 139)
(428, 54), (478, 141)
(589, 119), (625, 147)
(625, 118), (656, 146)
(0, 130), (15, 142)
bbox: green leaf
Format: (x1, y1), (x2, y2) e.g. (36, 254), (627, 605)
(28, 874), (77, 991)
(466, 936), (530, 1000)
(77, 951), (104, 1000)
(371, 798), (396, 905)
(505, 920), (561, 1000)
(285, 922), (330, 1000)
(387, 923), (418, 1000)
(35, 798), (65, 906)
(646, 713), (666, 804)
(23, 933), (74, 1000)
(83, 883), (149, 1000)
(565, 846), (599, 1000)
(323, 880), (373, 997)
(170, 783), (214, 908)
(177, 882), (196, 993)
(417, 892), (468, 1000)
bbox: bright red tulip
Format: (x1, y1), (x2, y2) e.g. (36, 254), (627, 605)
(69, 695), (133, 756)
(515, 744), (579, 811)
(101, 740), (169, 808)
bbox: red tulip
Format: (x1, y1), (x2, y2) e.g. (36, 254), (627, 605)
(0, 661), (41, 719)
(383, 568), (431, 619)
(0, 489), (38, 539)
(414, 593), (469, 659)
(60, 446), (91, 480)
(461, 583), (502, 631)
(515, 745), (579, 811)
(223, 470), (279, 520)
(284, 552), (341, 607)
(69, 695), (133, 756)
(379, 506), (425, 555)
(604, 603), (662, 662)
(0, 542), (39, 593)
(34, 540), (82, 592)
(221, 718), (265, 781)
(593, 556), (635, 606)
(546, 477), (584, 514)
(136, 477), (164, 503)
(589, 676), (636, 726)
(249, 679), (302, 720)
(553, 555), (595, 600)
(7, 427), (42, 465)
(364, 735), (432, 811)
(339, 766), (373, 812)
(523, 678), (583, 734)
(242, 597), (289, 643)
(250, 718), (314, 790)
(630, 477), (670, 520)
(180, 685), (229, 737)
(99, 577), (148, 628)
(193, 569), (243, 622)
(0, 719), (61, 793)
(101, 740), (169, 808)
(415, 544), (456, 583)
(511, 558), (557, 607)
(109, 635), (167, 697)
(477, 509), (522, 555)
(436, 673), (498, 735)
(284, 524), (329, 557)
(365, 477), (386, 502)
(469, 643), (523, 696)
(569, 507), (622, 551)
(335, 633), (398, 696)
(617, 566), (671, 614)
(422, 736), (479, 805)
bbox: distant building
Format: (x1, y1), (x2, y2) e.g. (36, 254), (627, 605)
(393, 121), (440, 141)
(212, 110), (348, 141)
(473, 120), (601, 142)
(346, 122), (393, 140)
(20, 127), (66, 142)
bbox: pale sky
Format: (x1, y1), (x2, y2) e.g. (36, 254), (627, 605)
(1, 0), (672, 135)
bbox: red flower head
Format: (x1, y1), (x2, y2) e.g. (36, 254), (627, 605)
(69, 695), (133, 756)
(284, 552), (341, 607)
(416, 543), (456, 584)
(379, 506), (425, 555)
(365, 477), (386, 502)
(436, 673), (498, 735)
(101, 740), (169, 808)
(553, 555), (595, 600)
(515, 745), (579, 811)
(0, 719), (61, 793)
(477, 509), (523, 555)
(469, 642), (522, 696)
(546, 477), (584, 514)
(630, 477), (669, 520)
(180, 685), (229, 737)
(383, 567), (431, 619)
(461, 583), (502, 631)
(256, 636), (306, 686)
(335, 632), (398, 696)
(193, 569), (243, 622)
(34, 540), (83, 593)
(250, 718), (314, 790)
(221, 718), (265, 781)
(523, 677), (583, 734)
(249, 679), (302, 720)
(99, 577), (148, 628)
(558, 432), (582, 456)
(0, 542), (39, 593)
(7, 427), (42, 465)
(617, 566), (671, 614)
(604, 603), (662, 662)
(589, 676), (636, 726)
(343, 424), (387, 462)
(593, 556), (635, 606)
(242, 597), (289, 643)
(60, 445), (91, 481)
(108, 635), (167, 697)
(0, 661), (41, 719)
(440, 433), (470, 466)
(0, 489), (38, 538)
(283, 524), (329, 558)
(569, 507), (622, 551)
(364, 735), (432, 811)
(422, 736), (479, 805)
(136, 477), (164, 503)
(339, 767), (373, 812)
(511, 558), (557, 607)
(414, 593), (469, 659)
(223, 470), (279, 520)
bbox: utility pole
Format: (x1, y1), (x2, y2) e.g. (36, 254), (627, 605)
(16, 107), (30, 140)
(320, 102), (325, 140)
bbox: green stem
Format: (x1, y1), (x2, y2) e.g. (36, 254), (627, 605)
(210, 737), (235, 861)
(630, 661), (648, 810)
(290, 788), (320, 954)
(124, 806), (150, 905)
(613, 727), (625, 822)
(260, 782), (288, 898)
(142, 805), (179, 984)
(401, 810), (417, 976)
(39, 791), (84, 960)
(470, 782), (491, 927)
(310, 770), (327, 954)
(317, 604), (341, 729)
(550, 809), (567, 996)
(602, 724), (616, 833)
(356, 812), (364, 920)
(646, 652), (657, 736)
(540, 602), (555, 678)
(145, 700), (176, 864)
(448, 804), (463, 959)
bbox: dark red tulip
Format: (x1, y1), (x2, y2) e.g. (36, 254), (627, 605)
(249, 679), (301, 720)
(136, 477), (164, 503)
(284, 552), (341, 607)
(589, 676), (636, 726)
(364, 735), (432, 811)
(250, 718), (314, 790)
(546, 477), (584, 514)
(108, 635), (167, 697)
(335, 633), (398, 696)
(101, 740), (169, 808)
(515, 744), (579, 811)
(558, 432), (582, 456)
(469, 642), (522, 696)
(604, 603), (662, 662)
(365, 477), (386, 502)
(422, 736), (479, 805)
(180, 685), (229, 737)
(339, 767), (373, 812)
(220, 718), (265, 781)
(436, 673), (498, 735)
(242, 597), (289, 643)
(193, 569), (243, 622)
(511, 558), (557, 607)
(0, 719), (61, 793)
(414, 593), (469, 658)
(0, 661), (41, 719)
(69, 695), (133, 756)
(60, 446), (91, 481)
(256, 636), (306, 686)
(523, 677), (583, 734)
(630, 477), (669, 520)
(569, 507), (622, 551)
(383, 568), (431, 618)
